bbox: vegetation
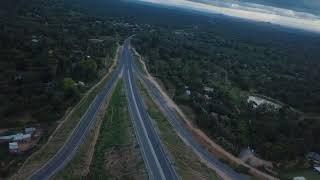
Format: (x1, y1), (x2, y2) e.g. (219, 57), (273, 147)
(0, 0), (121, 177)
(13, 49), (117, 179)
(88, 81), (146, 179)
(54, 107), (102, 180)
(132, 25), (320, 166)
(2, 0), (320, 177)
(138, 80), (219, 179)
(0, 0), (118, 128)
(280, 169), (320, 180)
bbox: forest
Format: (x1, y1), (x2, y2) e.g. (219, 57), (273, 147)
(133, 24), (320, 166)
(1, 0), (320, 174)
(0, 0), (118, 128)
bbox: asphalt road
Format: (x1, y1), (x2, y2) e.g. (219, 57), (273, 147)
(27, 36), (243, 180)
(132, 50), (247, 180)
(29, 38), (178, 180)
(123, 40), (179, 180)
(28, 42), (125, 180)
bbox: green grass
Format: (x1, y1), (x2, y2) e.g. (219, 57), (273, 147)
(54, 122), (99, 180)
(87, 80), (145, 179)
(280, 169), (320, 180)
(138, 80), (219, 179)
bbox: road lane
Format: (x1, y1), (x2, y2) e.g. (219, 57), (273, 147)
(131, 48), (247, 180)
(28, 42), (125, 180)
(123, 41), (179, 180)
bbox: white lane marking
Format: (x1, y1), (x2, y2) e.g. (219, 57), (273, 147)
(126, 94), (154, 179)
(127, 70), (166, 180)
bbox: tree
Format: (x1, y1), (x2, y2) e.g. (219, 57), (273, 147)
(61, 77), (79, 99)
(73, 59), (97, 81)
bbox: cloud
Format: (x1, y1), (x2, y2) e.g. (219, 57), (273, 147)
(135, 0), (320, 33)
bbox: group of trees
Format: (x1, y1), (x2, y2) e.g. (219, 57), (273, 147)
(0, 0), (118, 127)
(133, 25), (320, 163)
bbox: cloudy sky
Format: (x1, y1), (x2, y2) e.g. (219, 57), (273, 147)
(134, 0), (320, 33)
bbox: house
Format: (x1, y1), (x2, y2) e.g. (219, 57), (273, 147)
(293, 177), (306, 180)
(314, 166), (320, 174)
(12, 133), (31, 142)
(9, 142), (19, 154)
(25, 127), (36, 134)
(204, 86), (214, 92)
(307, 152), (320, 165)
(77, 81), (85, 87)
(31, 39), (39, 43)
(0, 135), (13, 143)
(185, 90), (191, 96)
(88, 38), (104, 43)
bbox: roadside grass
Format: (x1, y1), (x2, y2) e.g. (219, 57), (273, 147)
(53, 84), (111, 179)
(138, 80), (219, 180)
(87, 80), (146, 179)
(280, 169), (320, 180)
(13, 46), (120, 179)
(131, 47), (147, 75)
(53, 117), (100, 179)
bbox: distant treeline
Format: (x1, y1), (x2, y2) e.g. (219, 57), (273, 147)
(0, 0), (118, 127)
(133, 23), (320, 164)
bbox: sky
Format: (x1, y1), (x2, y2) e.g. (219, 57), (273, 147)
(134, 0), (320, 33)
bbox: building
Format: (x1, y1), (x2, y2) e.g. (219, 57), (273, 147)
(204, 86), (214, 92)
(9, 142), (19, 154)
(77, 81), (85, 87)
(314, 167), (320, 174)
(307, 152), (320, 165)
(0, 135), (13, 143)
(25, 127), (36, 134)
(13, 133), (31, 142)
(293, 177), (306, 180)
(185, 90), (191, 96)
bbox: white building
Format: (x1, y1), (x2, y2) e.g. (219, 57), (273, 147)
(293, 177), (306, 180)
(25, 127), (36, 134)
(0, 135), (13, 141)
(186, 90), (191, 96)
(13, 133), (31, 142)
(77, 81), (85, 87)
(314, 166), (320, 173)
(9, 142), (19, 153)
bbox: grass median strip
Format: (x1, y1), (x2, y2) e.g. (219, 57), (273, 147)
(138, 80), (219, 180)
(87, 80), (146, 179)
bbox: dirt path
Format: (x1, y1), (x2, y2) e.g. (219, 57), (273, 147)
(132, 48), (278, 180)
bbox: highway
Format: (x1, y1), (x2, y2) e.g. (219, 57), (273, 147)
(28, 38), (179, 180)
(28, 41), (125, 180)
(123, 40), (179, 180)
(131, 50), (247, 180)
(27, 36), (244, 180)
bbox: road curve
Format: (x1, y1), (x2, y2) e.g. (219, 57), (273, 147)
(131, 48), (247, 180)
(123, 40), (179, 180)
(28, 42), (125, 180)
